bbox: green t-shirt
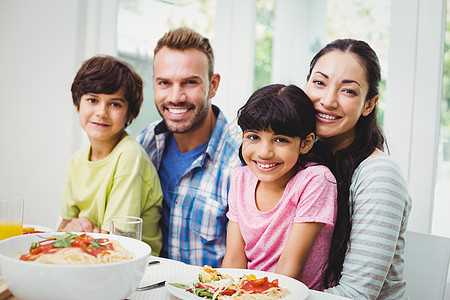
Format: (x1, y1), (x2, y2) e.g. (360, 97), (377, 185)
(61, 135), (163, 255)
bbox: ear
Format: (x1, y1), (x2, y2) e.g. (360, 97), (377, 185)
(75, 104), (80, 113)
(362, 94), (379, 117)
(208, 73), (221, 99)
(299, 132), (315, 155)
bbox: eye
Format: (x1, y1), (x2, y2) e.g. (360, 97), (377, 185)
(157, 80), (170, 86)
(312, 80), (325, 86)
(110, 102), (123, 108)
(244, 133), (260, 141)
(184, 79), (199, 86)
(275, 137), (289, 143)
(87, 98), (97, 104)
(343, 88), (358, 96)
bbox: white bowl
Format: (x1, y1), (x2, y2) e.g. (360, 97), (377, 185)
(0, 232), (151, 300)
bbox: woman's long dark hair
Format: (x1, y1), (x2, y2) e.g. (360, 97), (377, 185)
(307, 39), (385, 288)
(237, 83), (342, 282)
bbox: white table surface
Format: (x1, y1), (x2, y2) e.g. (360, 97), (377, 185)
(126, 256), (352, 300)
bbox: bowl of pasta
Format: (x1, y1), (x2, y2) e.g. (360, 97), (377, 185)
(0, 232), (151, 300)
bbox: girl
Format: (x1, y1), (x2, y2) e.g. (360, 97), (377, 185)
(222, 84), (338, 290)
(305, 39), (411, 298)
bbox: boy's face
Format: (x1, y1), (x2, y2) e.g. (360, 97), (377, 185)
(77, 89), (129, 145)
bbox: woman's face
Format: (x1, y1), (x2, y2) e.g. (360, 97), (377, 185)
(305, 51), (377, 152)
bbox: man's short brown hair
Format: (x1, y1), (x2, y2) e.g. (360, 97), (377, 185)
(154, 27), (214, 80)
(71, 55), (143, 125)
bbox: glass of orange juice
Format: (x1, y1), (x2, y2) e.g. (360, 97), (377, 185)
(0, 197), (24, 240)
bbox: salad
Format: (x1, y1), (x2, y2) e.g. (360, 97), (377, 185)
(170, 265), (290, 299)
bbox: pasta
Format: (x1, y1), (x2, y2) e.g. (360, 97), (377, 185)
(171, 265), (290, 300)
(19, 233), (134, 264)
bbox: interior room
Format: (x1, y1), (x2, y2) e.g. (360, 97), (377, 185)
(1, 0), (449, 298)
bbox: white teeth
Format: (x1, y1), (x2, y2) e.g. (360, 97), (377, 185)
(168, 108), (187, 114)
(317, 112), (338, 120)
(256, 162), (277, 169)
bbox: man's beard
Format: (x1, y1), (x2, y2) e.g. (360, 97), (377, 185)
(158, 95), (211, 134)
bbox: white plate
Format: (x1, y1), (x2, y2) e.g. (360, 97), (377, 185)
(165, 267), (309, 300)
(23, 224), (54, 233)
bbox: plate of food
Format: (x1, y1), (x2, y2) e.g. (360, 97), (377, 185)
(0, 232), (151, 300)
(165, 265), (309, 300)
(22, 224), (54, 234)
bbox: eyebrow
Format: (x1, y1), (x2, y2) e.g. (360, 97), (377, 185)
(314, 71), (361, 87)
(85, 93), (126, 102)
(155, 75), (203, 82)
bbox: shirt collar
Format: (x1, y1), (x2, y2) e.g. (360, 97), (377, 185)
(154, 105), (228, 162)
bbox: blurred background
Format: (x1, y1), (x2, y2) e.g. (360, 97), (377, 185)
(0, 0), (448, 242)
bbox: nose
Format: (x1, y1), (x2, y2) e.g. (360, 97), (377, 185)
(320, 88), (338, 109)
(257, 140), (275, 159)
(95, 102), (108, 118)
(167, 84), (187, 104)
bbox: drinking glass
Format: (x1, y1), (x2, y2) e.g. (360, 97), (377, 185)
(0, 197), (24, 240)
(109, 216), (142, 240)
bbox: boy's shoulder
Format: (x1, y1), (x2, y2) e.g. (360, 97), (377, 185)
(113, 136), (151, 161)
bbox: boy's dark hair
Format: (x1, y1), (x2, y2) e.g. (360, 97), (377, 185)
(71, 55), (143, 126)
(154, 27), (214, 81)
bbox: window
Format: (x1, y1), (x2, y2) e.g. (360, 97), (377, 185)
(116, 0), (216, 137)
(433, 0), (450, 238)
(326, 0), (391, 126)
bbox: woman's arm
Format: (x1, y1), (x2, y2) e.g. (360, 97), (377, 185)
(221, 221), (247, 268)
(275, 222), (324, 279)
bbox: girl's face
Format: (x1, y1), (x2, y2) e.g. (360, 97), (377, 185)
(242, 129), (313, 187)
(77, 89), (129, 145)
(305, 51), (377, 152)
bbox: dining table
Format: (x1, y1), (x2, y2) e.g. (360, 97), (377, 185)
(139, 256), (352, 300)
(0, 256), (353, 300)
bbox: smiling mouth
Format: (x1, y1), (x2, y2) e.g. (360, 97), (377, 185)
(255, 162), (278, 169)
(167, 108), (188, 114)
(91, 122), (109, 127)
(317, 112), (339, 120)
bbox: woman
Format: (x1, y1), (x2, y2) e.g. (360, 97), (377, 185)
(304, 39), (412, 299)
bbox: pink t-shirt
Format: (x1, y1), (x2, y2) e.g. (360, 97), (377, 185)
(226, 165), (337, 290)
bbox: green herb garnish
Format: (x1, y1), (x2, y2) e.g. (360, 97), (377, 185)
(170, 283), (190, 289)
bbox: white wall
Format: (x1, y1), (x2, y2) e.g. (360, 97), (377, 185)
(0, 0), (118, 229)
(0, 0), (80, 228)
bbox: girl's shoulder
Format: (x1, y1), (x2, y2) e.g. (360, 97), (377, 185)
(233, 165), (257, 179)
(290, 163), (336, 186)
(299, 163), (335, 178)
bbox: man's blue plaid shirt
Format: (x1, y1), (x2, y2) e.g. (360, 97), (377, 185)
(137, 105), (241, 267)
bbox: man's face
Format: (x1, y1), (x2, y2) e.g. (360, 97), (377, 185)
(153, 47), (218, 134)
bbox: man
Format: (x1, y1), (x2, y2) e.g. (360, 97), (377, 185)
(137, 27), (241, 267)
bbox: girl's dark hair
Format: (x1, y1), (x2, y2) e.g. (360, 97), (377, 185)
(71, 55), (143, 127)
(307, 39), (385, 287)
(237, 84), (344, 284)
(237, 84), (334, 169)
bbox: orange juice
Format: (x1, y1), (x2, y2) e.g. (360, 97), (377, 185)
(0, 220), (23, 240)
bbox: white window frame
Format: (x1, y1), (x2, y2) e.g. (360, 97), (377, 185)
(384, 0), (446, 233)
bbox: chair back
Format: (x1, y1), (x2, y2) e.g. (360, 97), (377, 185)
(404, 230), (450, 300)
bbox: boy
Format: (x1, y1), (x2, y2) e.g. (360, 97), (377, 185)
(58, 55), (162, 255)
